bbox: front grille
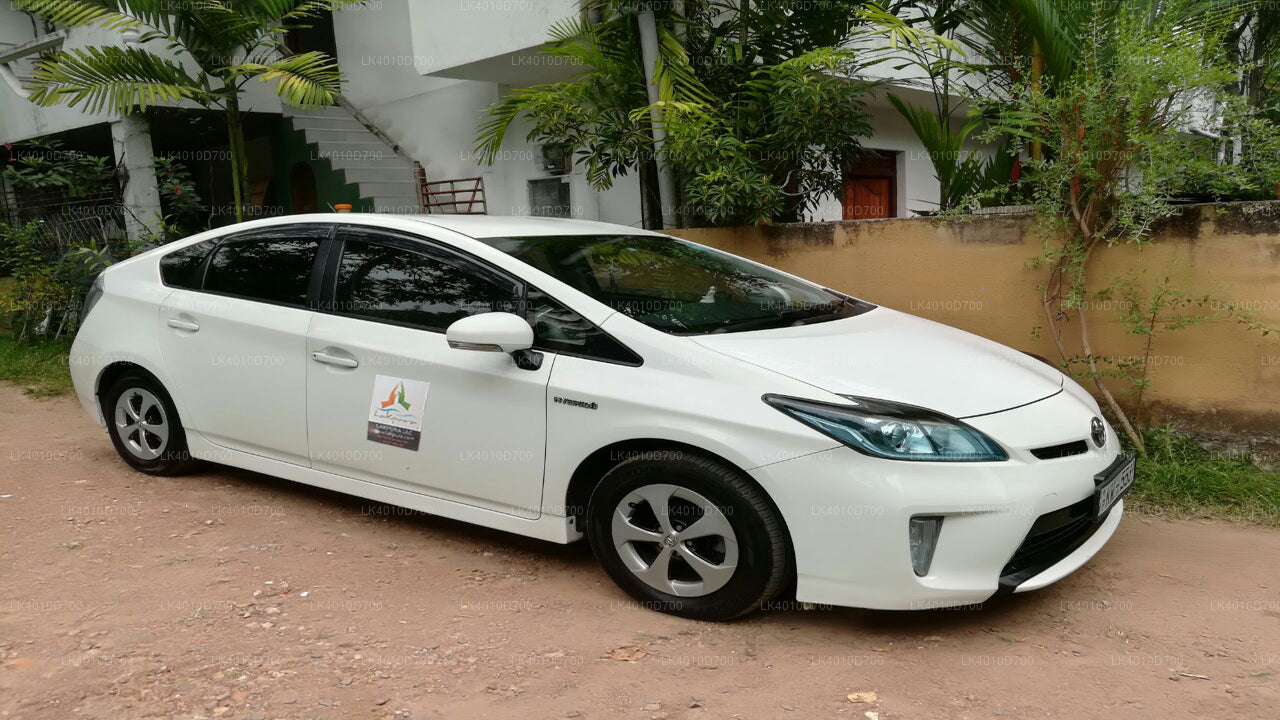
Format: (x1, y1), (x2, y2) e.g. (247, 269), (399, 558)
(997, 496), (1108, 593)
(1031, 440), (1088, 460)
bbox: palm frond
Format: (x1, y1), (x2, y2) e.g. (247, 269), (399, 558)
(26, 45), (210, 113)
(16, 0), (142, 31)
(474, 90), (536, 166)
(172, 2), (266, 67)
(653, 25), (715, 106)
(231, 51), (342, 107)
(542, 15), (614, 71)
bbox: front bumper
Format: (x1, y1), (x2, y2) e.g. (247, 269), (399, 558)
(750, 391), (1126, 610)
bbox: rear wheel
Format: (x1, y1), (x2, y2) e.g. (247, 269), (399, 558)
(586, 451), (789, 621)
(102, 371), (196, 476)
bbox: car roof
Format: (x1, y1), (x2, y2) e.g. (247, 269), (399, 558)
(371, 214), (663, 239)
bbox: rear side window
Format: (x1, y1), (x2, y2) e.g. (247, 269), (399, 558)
(159, 240), (216, 289)
(204, 237), (321, 306)
(335, 236), (520, 331)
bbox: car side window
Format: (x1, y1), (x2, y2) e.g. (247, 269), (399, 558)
(159, 240), (217, 289)
(204, 234), (321, 307)
(526, 287), (642, 365)
(334, 234), (520, 332)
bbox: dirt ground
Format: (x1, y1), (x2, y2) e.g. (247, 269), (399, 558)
(2, 385), (1279, 720)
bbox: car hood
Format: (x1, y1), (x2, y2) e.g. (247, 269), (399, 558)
(692, 307), (1063, 418)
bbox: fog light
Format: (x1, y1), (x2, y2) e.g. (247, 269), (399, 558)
(909, 516), (943, 577)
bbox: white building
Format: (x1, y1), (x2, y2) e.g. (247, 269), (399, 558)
(330, 0), (955, 226)
(0, 1), (968, 238)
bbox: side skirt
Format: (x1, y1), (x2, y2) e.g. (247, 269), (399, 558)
(185, 431), (580, 544)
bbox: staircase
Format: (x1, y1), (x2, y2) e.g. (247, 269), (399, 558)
(282, 105), (421, 214)
(0, 31), (67, 101)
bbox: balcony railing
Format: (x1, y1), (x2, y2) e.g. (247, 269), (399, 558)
(418, 171), (487, 215)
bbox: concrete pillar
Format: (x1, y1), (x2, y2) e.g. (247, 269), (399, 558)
(110, 114), (163, 244)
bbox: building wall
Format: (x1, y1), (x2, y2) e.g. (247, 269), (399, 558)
(329, 1), (961, 227)
(669, 203), (1280, 440)
(0, 11), (285, 145)
(270, 121), (372, 214)
(409, 0), (580, 81)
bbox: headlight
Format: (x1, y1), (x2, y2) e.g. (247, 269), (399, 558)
(763, 394), (1008, 462)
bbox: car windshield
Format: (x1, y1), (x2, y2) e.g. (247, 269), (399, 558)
(478, 234), (875, 335)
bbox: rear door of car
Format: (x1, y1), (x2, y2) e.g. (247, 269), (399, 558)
(157, 224), (332, 465)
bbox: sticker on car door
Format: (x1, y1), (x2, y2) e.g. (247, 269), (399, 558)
(367, 375), (431, 451)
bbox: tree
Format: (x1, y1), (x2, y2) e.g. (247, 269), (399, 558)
(885, 0), (1018, 213)
(17, 0), (357, 222)
(980, 0), (1272, 454)
(476, 1), (944, 225)
(475, 11), (702, 228)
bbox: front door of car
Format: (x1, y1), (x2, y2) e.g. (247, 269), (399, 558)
(157, 225), (331, 465)
(304, 226), (552, 518)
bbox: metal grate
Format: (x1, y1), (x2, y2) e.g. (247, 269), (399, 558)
(997, 496), (1107, 592)
(2, 189), (127, 248)
(418, 169), (486, 215)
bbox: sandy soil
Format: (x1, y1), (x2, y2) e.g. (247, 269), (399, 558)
(2, 385), (1279, 720)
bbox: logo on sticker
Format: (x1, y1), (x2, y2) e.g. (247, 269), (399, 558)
(368, 375), (430, 451)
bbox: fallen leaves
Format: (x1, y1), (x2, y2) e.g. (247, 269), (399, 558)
(608, 646), (647, 662)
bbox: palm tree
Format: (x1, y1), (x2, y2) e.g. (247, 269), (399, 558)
(17, 0), (359, 222)
(476, 1), (942, 226)
(475, 6), (709, 229)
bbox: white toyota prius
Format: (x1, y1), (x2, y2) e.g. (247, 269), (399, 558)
(69, 214), (1134, 620)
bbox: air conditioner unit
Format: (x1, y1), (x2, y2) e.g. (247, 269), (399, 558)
(540, 144), (570, 175)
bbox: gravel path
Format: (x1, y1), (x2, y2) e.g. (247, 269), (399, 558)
(2, 385), (1278, 719)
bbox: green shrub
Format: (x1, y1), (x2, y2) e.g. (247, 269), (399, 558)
(1130, 425), (1280, 525)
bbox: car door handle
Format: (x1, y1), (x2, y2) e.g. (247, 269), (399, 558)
(312, 351), (359, 368)
(166, 318), (200, 332)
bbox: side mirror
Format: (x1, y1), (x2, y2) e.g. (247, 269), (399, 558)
(446, 312), (534, 354)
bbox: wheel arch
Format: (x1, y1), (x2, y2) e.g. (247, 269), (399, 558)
(563, 438), (795, 553)
(95, 361), (171, 415)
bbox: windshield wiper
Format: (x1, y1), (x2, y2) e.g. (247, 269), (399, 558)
(709, 297), (866, 334)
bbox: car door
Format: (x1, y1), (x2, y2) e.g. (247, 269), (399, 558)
(157, 224), (331, 465)
(305, 226), (553, 518)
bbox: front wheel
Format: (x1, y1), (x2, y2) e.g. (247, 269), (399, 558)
(101, 371), (197, 476)
(586, 451), (790, 621)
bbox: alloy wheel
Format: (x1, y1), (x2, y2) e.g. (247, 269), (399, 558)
(113, 387), (169, 461)
(611, 483), (739, 597)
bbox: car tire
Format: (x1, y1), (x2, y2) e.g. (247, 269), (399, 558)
(101, 371), (197, 476)
(586, 450), (790, 621)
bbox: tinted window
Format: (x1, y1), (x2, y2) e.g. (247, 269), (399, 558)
(527, 288), (641, 364)
(204, 237), (320, 306)
(479, 235), (874, 335)
(335, 236), (519, 331)
(159, 240), (216, 289)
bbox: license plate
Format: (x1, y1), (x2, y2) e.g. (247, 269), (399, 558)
(1094, 454), (1136, 518)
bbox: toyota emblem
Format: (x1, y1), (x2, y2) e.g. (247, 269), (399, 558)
(1090, 417), (1106, 448)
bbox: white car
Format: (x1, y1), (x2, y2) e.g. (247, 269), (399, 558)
(69, 214), (1134, 620)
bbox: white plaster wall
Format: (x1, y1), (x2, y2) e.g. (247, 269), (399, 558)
(333, 0), (463, 109)
(410, 0), (579, 76)
(326, 1), (983, 228)
(0, 14), (283, 145)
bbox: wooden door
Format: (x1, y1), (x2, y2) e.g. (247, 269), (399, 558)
(843, 177), (892, 220)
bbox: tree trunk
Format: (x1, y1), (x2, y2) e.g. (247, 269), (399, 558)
(1042, 238), (1148, 457)
(224, 86), (250, 223)
(638, 156), (663, 230)
(1030, 38), (1043, 162)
